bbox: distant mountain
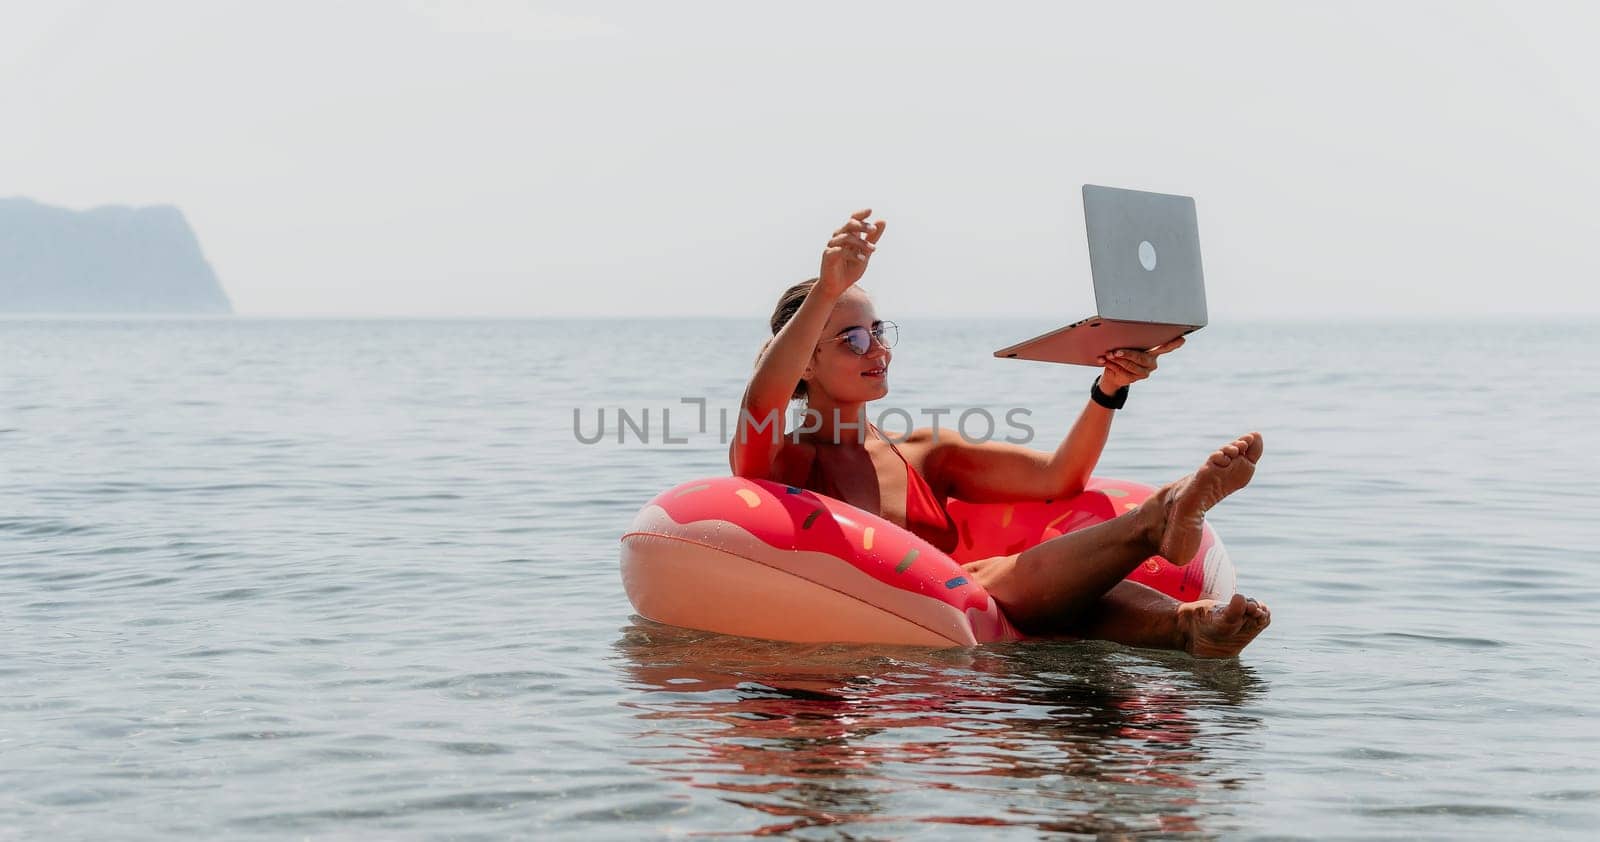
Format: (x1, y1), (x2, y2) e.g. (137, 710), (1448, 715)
(0, 197), (232, 314)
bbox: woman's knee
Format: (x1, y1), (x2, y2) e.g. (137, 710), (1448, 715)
(961, 554), (1021, 596)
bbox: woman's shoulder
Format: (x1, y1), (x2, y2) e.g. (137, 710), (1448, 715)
(885, 426), (986, 485)
(729, 420), (805, 482)
(880, 426), (944, 452)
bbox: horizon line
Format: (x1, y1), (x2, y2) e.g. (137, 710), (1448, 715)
(4, 312), (1598, 323)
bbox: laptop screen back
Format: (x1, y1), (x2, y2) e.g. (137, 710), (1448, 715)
(1083, 185), (1208, 327)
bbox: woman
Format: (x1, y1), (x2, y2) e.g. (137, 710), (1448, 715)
(730, 210), (1271, 657)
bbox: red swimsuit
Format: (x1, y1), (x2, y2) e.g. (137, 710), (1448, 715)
(803, 426), (961, 554)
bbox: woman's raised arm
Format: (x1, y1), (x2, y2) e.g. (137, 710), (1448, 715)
(730, 210), (886, 478)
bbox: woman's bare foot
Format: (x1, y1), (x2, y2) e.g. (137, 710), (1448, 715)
(1177, 593), (1272, 657)
(1154, 432), (1264, 565)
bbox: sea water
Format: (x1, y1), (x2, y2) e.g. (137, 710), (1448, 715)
(2, 318), (1597, 839)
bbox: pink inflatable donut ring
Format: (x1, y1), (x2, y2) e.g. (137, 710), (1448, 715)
(620, 476), (1237, 647)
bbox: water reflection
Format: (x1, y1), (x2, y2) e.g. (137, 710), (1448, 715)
(612, 620), (1267, 836)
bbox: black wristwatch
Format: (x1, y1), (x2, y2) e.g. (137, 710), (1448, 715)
(1090, 376), (1129, 410)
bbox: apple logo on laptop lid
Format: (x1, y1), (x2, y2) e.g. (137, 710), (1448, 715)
(1138, 240), (1158, 271)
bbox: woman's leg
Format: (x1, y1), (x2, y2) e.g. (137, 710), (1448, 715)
(1062, 580), (1273, 657)
(963, 432), (1263, 635)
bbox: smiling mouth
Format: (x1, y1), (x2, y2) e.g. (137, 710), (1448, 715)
(862, 367), (887, 377)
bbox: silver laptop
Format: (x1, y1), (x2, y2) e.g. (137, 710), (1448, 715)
(995, 185), (1207, 365)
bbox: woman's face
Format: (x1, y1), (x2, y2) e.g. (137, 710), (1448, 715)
(805, 288), (892, 405)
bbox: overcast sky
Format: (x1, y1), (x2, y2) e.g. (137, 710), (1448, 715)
(3, 1), (1597, 318)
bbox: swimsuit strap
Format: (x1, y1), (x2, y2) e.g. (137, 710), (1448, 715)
(869, 425), (957, 533)
(867, 424), (911, 465)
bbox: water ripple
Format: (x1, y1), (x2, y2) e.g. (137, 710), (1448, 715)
(2, 319), (1597, 839)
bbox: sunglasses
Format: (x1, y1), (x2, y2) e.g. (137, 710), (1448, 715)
(824, 321), (898, 355)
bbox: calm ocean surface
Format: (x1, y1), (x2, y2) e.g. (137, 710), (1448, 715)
(3, 317), (1597, 839)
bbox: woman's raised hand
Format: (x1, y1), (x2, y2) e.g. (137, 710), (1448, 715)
(818, 209), (886, 297)
(1096, 336), (1186, 393)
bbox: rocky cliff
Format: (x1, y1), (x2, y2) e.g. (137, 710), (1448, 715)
(0, 198), (232, 313)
